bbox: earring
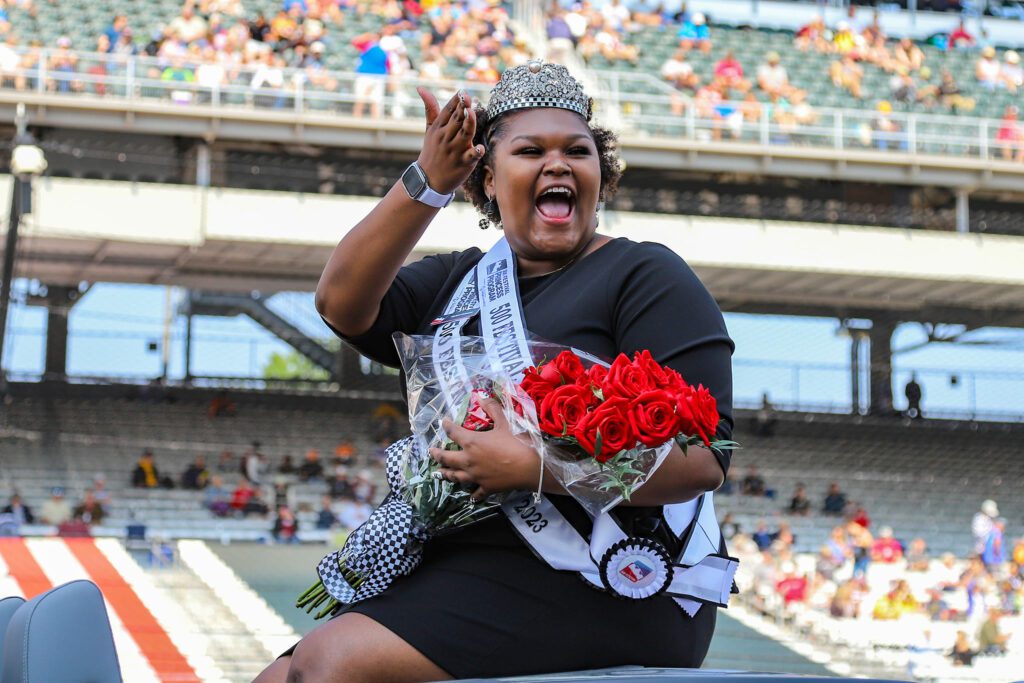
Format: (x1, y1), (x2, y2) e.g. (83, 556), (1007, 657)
(595, 201), (604, 228)
(479, 196), (500, 229)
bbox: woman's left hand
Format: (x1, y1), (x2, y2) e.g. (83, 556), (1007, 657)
(429, 397), (540, 502)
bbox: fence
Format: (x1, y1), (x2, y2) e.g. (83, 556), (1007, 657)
(2, 49), (1022, 163)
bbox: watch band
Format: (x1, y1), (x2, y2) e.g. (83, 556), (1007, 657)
(404, 162), (454, 208)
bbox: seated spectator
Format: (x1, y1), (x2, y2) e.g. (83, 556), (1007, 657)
(546, 9), (574, 65)
(890, 68), (918, 105)
(830, 55), (863, 99)
(272, 505), (299, 543)
(937, 70), (975, 114)
(337, 497), (372, 530)
(849, 504), (871, 529)
(996, 106), (1024, 162)
(906, 537), (931, 571)
(2, 493), (34, 526)
(741, 465), (766, 496)
(831, 21), (857, 55)
(40, 486), (72, 525)
(316, 495), (338, 530)
(230, 477), (269, 517)
(661, 49), (700, 116)
(776, 562), (808, 607)
(677, 12), (710, 53)
(756, 52), (791, 101)
(298, 448), (325, 481)
(822, 483), (847, 515)
(601, 0), (632, 33)
(950, 630), (976, 666)
(976, 46), (1001, 89)
(205, 475), (231, 517)
(816, 543), (842, 581)
(825, 525), (852, 568)
(794, 16), (827, 53)
(208, 390), (237, 418)
(788, 483), (811, 516)
(713, 50), (750, 94)
(72, 490), (105, 526)
(352, 469), (377, 504)
(181, 455), (210, 490)
(947, 19), (975, 50)
(169, 5), (208, 44)
(870, 526), (903, 563)
(1001, 51), (1023, 93)
(752, 519), (773, 551)
(872, 579), (919, 620)
(830, 579), (861, 618)
(977, 609), (1010, 655)
(894, 37), (924, 73)
(334, 440), (357, 465)
(132, 450), (160, 488)
(278, 454), (297, 474)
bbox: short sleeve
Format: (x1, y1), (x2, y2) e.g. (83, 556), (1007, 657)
(329, 249), (481, 367)
(607, 242), (735, 475)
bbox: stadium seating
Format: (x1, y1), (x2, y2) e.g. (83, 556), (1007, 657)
(718, 412), (1024, 557)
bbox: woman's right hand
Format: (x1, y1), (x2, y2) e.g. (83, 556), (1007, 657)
(415, 87), (486, 194)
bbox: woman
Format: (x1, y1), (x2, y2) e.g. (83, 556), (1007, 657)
(255, 61), (734, 683)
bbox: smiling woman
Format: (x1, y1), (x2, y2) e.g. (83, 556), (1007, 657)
(259, 61), (735, 683)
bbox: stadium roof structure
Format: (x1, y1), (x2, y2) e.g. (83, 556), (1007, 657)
(4, 177), (1024, 330)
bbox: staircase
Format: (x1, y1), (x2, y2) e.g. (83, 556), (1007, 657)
(184, 290), (336, 374)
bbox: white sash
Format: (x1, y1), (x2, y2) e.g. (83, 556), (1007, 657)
(431, 237), (737, 615)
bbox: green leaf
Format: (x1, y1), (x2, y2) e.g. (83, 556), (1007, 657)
(594, 428), (603, 460)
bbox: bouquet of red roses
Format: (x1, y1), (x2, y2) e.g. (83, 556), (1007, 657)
(517, 349), (738, 513)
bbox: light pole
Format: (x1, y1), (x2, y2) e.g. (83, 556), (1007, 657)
(0, 105), (47, 392)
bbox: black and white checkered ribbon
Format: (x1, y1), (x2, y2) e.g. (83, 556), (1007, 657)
(315, 436), (429, 605)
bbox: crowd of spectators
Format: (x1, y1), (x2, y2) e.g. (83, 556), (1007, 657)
(536, 2), (1020, 159)
(725, 494), (1022, 675)
(0, 0), (530, 117)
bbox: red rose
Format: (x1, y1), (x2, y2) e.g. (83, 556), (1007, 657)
(551, 350), (586, 382)
(573, 396), (635, 462)
(538, 384), (593, 437)
(538, 362), (564, 386)
(675, 384), (719, 447)
(628, 390), (682, 448)
(586, 364), (609, 386)
(632, 350), (671, 389)
(659, 368), (688, 395)
(602, 353), (654, 400)
(461, 390), (495, 432)
(521, 367), (557, 403)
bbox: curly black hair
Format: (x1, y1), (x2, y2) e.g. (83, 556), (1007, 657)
(461, 106), (622, 227)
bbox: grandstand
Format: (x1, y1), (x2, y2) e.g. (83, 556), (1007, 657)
(0, 0), (1023, 682)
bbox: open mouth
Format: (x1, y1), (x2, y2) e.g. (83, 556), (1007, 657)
(535, 185), (576, 224)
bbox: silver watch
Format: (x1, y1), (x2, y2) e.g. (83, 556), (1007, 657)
(401, 162), (454, 208)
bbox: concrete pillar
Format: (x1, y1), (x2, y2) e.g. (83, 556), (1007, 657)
(955, 189), (970, 233)
(868, 320), (897, 417)
(850, 331), (862, 415)
(43, 285), (77, 381)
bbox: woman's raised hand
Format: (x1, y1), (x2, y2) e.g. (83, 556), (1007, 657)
(416, 87), (486, 195)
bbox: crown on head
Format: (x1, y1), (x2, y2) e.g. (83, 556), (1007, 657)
(485, 60), (593, 123)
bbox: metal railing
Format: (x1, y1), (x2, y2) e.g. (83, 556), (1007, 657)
(2, 49), (1023, 163)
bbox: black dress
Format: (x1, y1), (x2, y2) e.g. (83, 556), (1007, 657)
(310, 237), (735, 678)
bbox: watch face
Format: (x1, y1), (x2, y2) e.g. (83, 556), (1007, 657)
(402, 164), (426, 198)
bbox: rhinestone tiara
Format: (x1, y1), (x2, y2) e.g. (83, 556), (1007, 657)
(485, 60), (593, 123)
